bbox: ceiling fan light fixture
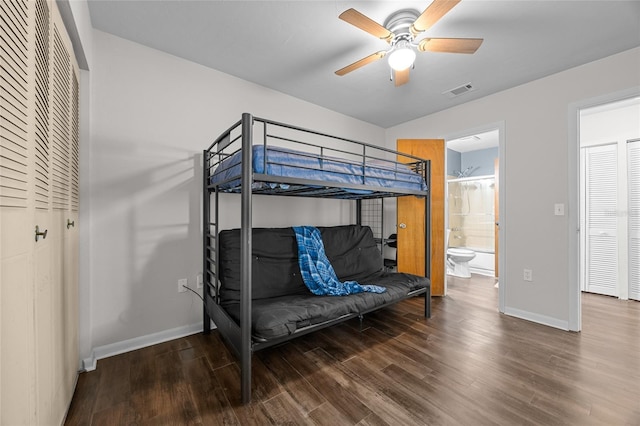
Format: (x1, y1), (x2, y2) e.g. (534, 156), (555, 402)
(387, 42), (416, 71)
(336, 2), (482, 86)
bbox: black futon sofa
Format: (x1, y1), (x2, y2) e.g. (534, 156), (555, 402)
(217, 224), (430, 342)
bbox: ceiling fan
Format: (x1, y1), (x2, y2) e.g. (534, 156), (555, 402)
(335, 0), (483, 86)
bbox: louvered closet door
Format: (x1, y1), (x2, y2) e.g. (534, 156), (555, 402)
(55, 18), (80, 413)
(62, 63), (80, 408)
(628, 140), (640, 301)
(34, 0), (57, 421)
(583, 144), (618, 296)
(1, 0), (37, 423)
(40, 3), (79, 422)
(1, 0), (79, 424)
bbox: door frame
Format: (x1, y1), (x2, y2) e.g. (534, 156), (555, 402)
(567, 86), (640, 331)
(443, 121), (506, 312)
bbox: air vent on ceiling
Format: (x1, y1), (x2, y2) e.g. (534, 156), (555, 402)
(443, 82), (475, 98)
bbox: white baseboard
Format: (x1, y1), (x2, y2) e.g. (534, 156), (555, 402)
(82, 322), (212, 371)
(503, 307), (570, 331)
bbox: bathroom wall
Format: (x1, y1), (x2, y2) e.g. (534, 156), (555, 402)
(462, 147), (498, 176)
(447, 147), (498, 177)
(447, 149), (462, 176)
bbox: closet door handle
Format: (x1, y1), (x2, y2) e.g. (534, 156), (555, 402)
(399, 223), (407, 229)
(67, 219), (75, 229)
(35, 226), (48, 242)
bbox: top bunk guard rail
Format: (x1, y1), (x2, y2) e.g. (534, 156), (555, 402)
(206, 118), (243, 152)
(205, 114), (430, 200)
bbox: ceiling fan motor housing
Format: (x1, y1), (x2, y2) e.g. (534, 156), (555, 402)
(384, 9), (421, 42)
(385, 9), (420, 72)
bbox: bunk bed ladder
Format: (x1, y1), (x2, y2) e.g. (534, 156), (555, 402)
(203, 148), (222, 333)
(202, 149), (212, 334)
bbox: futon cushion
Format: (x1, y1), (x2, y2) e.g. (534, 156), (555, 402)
(218, 225), (385, 304)
(217, 224), (430, 341)
(222, 273), (429, 340)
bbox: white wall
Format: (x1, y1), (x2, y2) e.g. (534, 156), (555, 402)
(580, 100), (640, 147)
(386, 47), (640, 328)
(85, 30), (384, 359)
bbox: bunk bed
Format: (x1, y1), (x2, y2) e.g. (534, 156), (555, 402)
(203, 113), (432, 404)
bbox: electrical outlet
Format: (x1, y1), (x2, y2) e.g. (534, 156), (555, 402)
(196, 273), (203, 289)
(178, 278), (188, 293)
(523, 269), (533, 282)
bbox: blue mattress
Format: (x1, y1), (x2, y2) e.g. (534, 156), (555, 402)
(209, 145), (428, 192)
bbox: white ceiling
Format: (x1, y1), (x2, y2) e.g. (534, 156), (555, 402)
(87, 0), (640, 128)
(447, 129), (498, 153)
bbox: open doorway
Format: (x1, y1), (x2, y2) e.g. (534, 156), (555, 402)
(579, 97), (640, 300)
(445, 122), (505, 311)
(568, 88), (640, 330)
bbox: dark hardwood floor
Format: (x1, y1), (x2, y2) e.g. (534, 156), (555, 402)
(65, 275), (640, 425)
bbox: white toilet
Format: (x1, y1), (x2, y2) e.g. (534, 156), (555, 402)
(446, 229), (476, 278)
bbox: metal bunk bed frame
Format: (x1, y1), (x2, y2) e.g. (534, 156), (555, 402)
(202, 113), (431, 404)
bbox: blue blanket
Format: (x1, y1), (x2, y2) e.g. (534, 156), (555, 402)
(293, 226), (386, 296)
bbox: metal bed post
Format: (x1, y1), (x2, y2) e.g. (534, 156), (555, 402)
(424, 160), (432, 318)
(381, 197), (385, 255)
(356, 199), (361, 226)
(214, 188), (220, 305)
(202, 150), (211, 334)
(240, 113), (253, 404)
(379, 198), (385, 271)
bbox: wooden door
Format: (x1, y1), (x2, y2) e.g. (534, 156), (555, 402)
(397, 139), (445, 296)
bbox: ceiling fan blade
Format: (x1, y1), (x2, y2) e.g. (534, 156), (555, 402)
(339, 8), (394, 42)
(411, 0), (461, 35)
(395, 68), (410, 87)
(335, 51), (386, 76)
(418, 38), (483, 54)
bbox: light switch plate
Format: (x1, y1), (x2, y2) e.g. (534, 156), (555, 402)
(554, 203), (565, 216)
